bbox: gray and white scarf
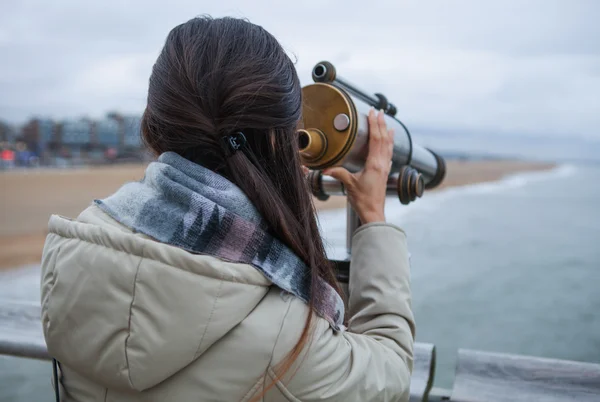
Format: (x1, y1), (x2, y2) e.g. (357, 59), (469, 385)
(95, 152), (345, 331)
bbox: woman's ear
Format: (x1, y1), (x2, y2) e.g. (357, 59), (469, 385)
(301, 165), (309, 177)
(270, 131), (277, 152)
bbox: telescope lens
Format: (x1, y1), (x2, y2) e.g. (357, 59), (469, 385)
(298, 130), (310, 150)
(313, 64), (326, 79)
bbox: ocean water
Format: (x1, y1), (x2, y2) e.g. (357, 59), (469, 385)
(1, 164), (599, 400)
(318, 163), (600, 388)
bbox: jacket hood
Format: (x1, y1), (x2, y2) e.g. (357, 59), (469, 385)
(40, 205), (271, 391)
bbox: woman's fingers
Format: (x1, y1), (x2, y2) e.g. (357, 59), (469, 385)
(323, 166), (354, 188)
(370, 108), (382, 139)
(377, 111), (393, 162)
(365, 109), (380, 168)
(365, 109), (393, 174)
(369, 109), (383, 155)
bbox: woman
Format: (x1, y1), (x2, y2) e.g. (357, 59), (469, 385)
(40, 16), (415, 402)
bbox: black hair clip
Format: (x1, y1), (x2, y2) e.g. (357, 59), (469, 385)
(222, 132), (247, 156)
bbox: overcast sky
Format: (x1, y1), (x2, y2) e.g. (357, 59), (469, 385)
(1, 0), (599, 141)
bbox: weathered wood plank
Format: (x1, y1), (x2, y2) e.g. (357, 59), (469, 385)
(452, 348), (600, 402)
(0, 300), (49, 360)
(1, 300), (437, 400)
(411, 342), (436, 402)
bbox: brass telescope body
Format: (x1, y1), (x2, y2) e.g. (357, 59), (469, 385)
(298, 61), (447, 285)
(299, 61), (446, 205)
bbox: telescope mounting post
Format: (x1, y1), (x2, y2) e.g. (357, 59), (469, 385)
(346, 201), (361, 257)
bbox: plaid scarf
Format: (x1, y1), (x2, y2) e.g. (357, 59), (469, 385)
(95, 152), (344, 331)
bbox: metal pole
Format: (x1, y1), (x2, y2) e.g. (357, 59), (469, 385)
(346, 201), (361, 257)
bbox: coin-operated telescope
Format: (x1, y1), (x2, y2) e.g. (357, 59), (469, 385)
(299, 61), (447, 282)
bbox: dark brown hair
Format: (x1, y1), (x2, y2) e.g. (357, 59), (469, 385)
(141, 16), (341, 397)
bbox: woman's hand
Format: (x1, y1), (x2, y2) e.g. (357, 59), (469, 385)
(323, 108), (394, 224)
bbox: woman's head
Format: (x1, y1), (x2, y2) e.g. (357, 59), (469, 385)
(141, 16), (340, 393)
(142, 15), (302, 171)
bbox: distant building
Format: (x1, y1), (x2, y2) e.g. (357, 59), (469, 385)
(61, 119), (91, 145)
(21, 118), (58, 155)
(0, 120), (15, 144)
(15, 112), (146, 164)
(38, 119), (55, 151)
(95, 117), (120, 148)
(59, 118), (92, 158)
(123, 115), (142, 149)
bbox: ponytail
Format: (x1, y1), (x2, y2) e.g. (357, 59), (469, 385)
(140, 16), (343, 399)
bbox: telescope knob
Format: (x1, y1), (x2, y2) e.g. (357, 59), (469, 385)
(387, 103), (397, 117)
(397, 166), (424, 205)
(308, 170), (330, 201)
(374, 93), (398, 117)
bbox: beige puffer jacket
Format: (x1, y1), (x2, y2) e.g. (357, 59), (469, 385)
(40, 204), (415, 401)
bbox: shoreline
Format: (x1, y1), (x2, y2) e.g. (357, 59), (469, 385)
(312, 159), (556, 211)
(0, 159), (556, 271)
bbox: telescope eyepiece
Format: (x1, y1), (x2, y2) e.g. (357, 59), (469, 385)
(312, 61), (336, 83)
(298, 128), (327, 162)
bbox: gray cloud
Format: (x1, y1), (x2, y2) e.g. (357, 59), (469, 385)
(0, 0), (599, 142)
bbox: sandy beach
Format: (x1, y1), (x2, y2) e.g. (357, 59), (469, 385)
(0, 160), (554, 271)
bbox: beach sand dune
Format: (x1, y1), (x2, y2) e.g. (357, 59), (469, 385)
(0, 160), (554, 271)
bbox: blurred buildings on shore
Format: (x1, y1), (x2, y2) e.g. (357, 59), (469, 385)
(0, 113), (149, 169)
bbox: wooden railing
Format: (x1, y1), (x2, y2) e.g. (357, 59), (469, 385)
(0, 300), (49, 360)
(2, 300), (600, 401)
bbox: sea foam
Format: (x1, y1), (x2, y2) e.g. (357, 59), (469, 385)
(317, 164), (577, 252)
